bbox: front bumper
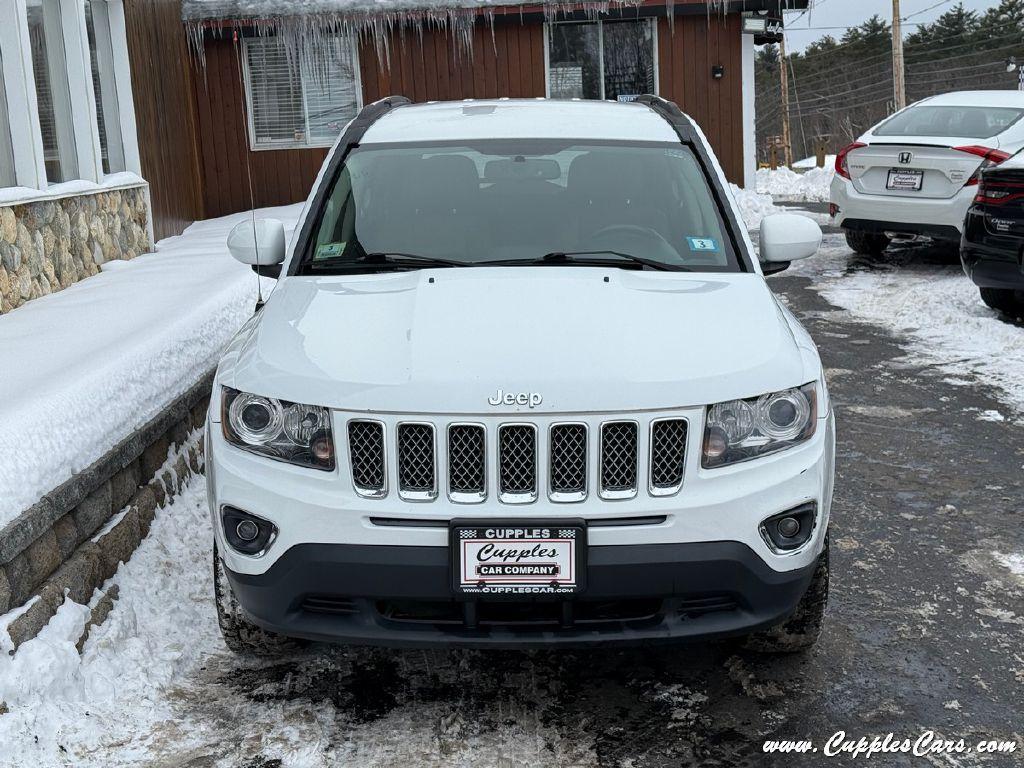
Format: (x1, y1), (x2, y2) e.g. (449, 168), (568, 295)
(224, 540), (820, 649)
(831, 176), (972, 240)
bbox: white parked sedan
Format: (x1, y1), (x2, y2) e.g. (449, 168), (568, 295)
(830, 91), (1024, 255)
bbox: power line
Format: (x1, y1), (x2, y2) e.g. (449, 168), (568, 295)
(902, 0), (954, 22)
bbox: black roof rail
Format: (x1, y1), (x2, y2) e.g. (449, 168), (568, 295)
(634, 94), (697, 142)
(287, 95), (410, 276)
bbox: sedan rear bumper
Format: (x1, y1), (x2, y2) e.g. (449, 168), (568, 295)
(831, 177), (972, 240)
(225, 540), (820, 649)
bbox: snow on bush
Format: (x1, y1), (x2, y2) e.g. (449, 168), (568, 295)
(756, 165), (834, 202)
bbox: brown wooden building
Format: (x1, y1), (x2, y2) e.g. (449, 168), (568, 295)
(122, 0), (804, 240)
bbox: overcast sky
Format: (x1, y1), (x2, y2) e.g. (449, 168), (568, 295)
(785, 0), (998, 51)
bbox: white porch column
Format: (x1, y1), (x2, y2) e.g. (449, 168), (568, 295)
(105, 0), (141, 176)
(0, 0), (48, 189)
(60, 0), (103, 181)
(741, 34), (756, 190)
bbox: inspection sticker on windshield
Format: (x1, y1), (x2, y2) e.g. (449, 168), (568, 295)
(687, 237), (720, 252)
(315, 242), (344, 258)
(450, 521), (586, 598)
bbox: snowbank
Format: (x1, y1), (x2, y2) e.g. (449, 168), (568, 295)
(729, 183), (779, 229)
(0, 204), (302, 528)
(0, 478), (222, 764)
(756, 165), (834, 202)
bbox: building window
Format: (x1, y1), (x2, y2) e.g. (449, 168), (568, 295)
(243, 36), (362, 150)
(26, 0), (78, 183)
(85, 0), (124, 175)
(0, 56), (17, 188)
(547, 19), (656, 103)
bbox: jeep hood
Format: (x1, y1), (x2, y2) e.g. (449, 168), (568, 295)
(218, 268), (820, 414)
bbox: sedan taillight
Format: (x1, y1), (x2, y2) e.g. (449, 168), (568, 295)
(974, 178), (1024, 206)
(955, 145), (1012, 186)
(835, 142), (867, 180)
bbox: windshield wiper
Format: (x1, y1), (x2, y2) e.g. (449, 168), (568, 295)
(306, 252), (469, 272)
(486, 251), (690, 272)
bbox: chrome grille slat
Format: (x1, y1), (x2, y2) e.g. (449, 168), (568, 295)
(448, 424), (486, 502)
(348, 420), (386, 497)
(549, 423), (587, 501)
(498, 424), (537, 503)
(397, 423), (436, 500)
(650, 419), (687, 496)
(600, 421), (638, 499)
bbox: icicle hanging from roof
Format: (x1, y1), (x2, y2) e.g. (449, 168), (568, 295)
(182, 0), (748, 72)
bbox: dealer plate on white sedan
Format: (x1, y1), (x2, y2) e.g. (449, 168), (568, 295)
(887, 168), (924, 191)
(450, 521), (587, 598)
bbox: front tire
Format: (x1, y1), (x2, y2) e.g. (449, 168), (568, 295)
(845, 230), (889, 256)
(743, 536), (829, 653)
(980, 287), (1024, 318)
(214, 544), (304, 656)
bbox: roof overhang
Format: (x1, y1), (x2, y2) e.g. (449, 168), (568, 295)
(183, 0), (810, 26)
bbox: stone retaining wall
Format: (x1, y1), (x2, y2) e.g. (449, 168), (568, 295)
(0, 185), (151, 315)
(0, 372), (213, 649)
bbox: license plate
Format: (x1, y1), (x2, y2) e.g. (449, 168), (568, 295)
(887, 168), (924, 191)
(450, 521), (586, 598)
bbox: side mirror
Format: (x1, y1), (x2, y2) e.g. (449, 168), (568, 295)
(227, 218), (286, 273)
(759, 213), (822, 274)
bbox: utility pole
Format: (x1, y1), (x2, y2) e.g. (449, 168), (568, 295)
(778, 34), (793, 168)
(892, 0), (907, 110)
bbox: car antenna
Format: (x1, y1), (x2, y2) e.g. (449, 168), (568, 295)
(234, 29), (264, 312)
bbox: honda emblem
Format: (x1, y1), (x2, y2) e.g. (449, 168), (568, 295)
(898, 151), (913, 165)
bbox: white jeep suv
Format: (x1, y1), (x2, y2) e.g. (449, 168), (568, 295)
(831, 91), (1024, 255)
(208, 96), (835, 653)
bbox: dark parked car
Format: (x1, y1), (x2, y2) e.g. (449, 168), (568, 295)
(961, 154), (1024, 317)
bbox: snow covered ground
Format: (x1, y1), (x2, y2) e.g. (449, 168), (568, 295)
(0, 204), (302, 528)
(788, 234), (1024, 421)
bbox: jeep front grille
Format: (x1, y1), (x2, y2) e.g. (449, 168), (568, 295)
(396, 423), (436, 500)
(649, 419), (688, 495)
(498, 424), (538, 503)
(549, 423), (587, 501)
(348, 420), (386, 497)
(448, 424), (486, 502)
(600, 422), (638, 499)
(346, 416), (687, 504)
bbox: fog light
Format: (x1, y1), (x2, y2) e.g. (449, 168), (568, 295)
(777, 516), (800, 538)
(223, 506), (277, 556)
(235, 519), (260, 542)
(760, 503), (816, 553)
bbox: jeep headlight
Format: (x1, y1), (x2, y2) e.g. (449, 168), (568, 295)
(222, 387), (335, 471)
(702, 383), (817, 468)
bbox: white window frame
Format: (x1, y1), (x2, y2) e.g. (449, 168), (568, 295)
(241, 34), (363, 152)
(543, 18), (659, 101)
(0, 0), (140, 191)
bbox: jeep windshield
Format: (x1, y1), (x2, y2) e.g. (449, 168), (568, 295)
(296, 140), (746, 274)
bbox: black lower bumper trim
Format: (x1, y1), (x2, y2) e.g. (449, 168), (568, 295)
(225, 541), (819, 649)
(960, 247), (1024, 289)
(842, 218), (962, 242)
